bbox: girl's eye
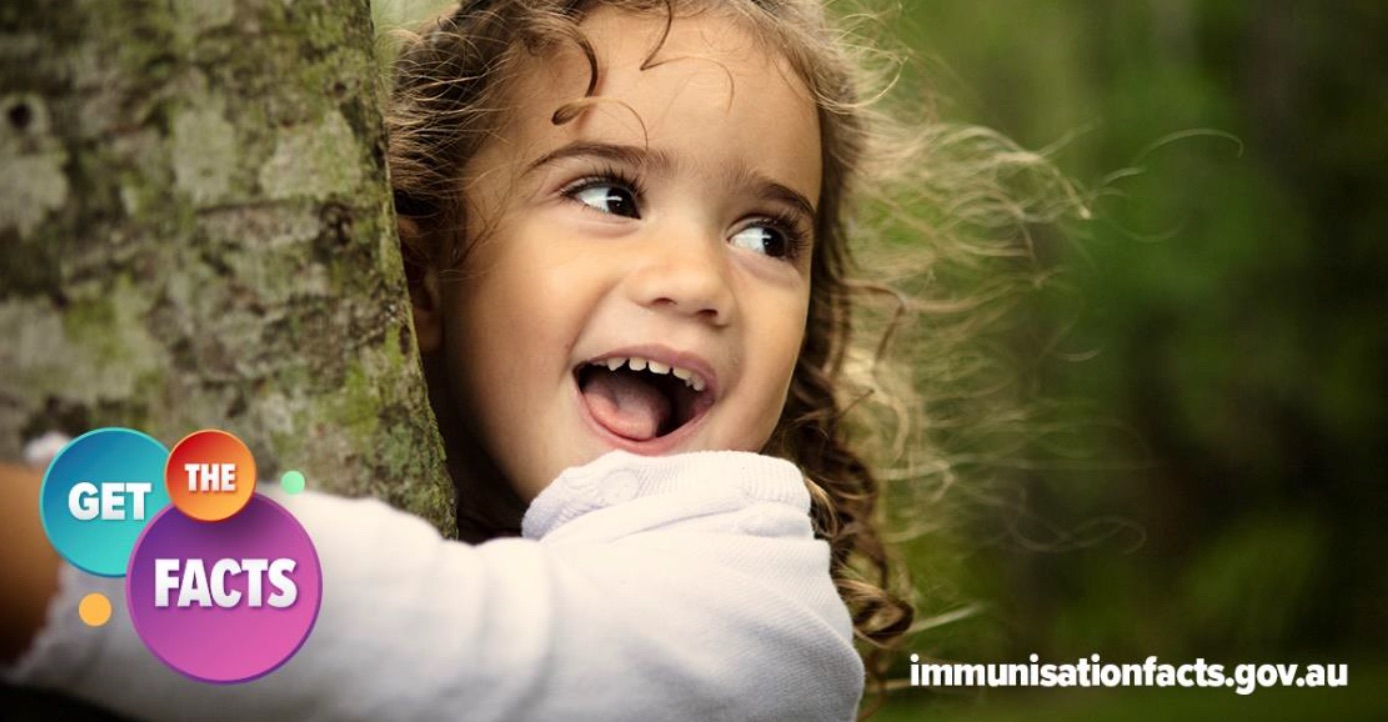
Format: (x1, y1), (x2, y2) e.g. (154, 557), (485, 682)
(569, 183), (640, 219)
(730, 224), (797, 260)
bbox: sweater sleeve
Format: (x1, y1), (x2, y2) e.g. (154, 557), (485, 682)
(4, 450), (865, 722)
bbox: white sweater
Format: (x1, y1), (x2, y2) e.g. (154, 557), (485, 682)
(6, 450), (865, 721)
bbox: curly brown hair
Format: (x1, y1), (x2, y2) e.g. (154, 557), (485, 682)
(385, 0), (1080, 708)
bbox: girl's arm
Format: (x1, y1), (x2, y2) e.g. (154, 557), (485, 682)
(0, 463), (60, 664)
(5, 451), (864, 722)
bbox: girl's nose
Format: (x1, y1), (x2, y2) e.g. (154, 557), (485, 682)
(623, 223), (735, 327)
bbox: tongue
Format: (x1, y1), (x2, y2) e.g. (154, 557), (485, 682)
(582, 371), (672, 441)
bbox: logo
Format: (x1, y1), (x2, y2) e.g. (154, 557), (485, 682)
(39, 428), (322, 683)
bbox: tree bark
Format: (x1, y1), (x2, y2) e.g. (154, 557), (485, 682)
(0, 0), (453, 535)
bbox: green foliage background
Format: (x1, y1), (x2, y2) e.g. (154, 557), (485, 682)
(877, 2), (1387, 718)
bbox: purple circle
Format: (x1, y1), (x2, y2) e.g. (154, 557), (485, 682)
(126, 494), (322, 683)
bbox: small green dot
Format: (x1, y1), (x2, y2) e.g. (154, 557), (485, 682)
(280, 470), (306, 494)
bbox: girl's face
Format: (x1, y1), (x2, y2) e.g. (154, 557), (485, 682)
(418, 8), (822, 500)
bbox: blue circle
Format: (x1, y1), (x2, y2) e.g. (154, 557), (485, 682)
(40, 428), (171, 577)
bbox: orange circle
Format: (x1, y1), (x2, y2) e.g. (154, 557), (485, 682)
(165, 429), (256, 522)
(79, 593), (112, 626)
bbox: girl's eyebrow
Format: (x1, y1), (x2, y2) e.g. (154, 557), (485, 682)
(524, 141), (657, 175)
(523, 140), (818, 219)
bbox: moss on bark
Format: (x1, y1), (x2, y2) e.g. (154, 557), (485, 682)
(0, 0), (453, 534)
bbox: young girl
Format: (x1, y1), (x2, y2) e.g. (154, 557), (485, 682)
(7, 0), (1067, 718)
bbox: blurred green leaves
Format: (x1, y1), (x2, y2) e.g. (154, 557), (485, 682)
(885, 0), (1388, 708)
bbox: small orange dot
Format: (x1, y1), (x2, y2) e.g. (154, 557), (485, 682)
(78, 593), (112, 627)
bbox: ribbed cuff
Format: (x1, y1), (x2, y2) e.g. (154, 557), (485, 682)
(521, 450), (808, 539)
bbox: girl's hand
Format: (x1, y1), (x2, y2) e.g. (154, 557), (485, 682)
(0, 460), (61, 664)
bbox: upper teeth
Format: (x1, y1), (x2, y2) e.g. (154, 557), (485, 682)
(596, 357), (707, 392)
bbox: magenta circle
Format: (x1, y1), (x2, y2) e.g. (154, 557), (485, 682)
(126, 494), (322, 683)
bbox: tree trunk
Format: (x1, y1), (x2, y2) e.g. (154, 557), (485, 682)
(0, 0), (453, 535)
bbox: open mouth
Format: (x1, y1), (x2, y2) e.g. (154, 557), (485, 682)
(575, 355), (712, 443)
